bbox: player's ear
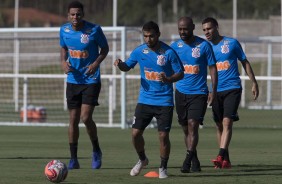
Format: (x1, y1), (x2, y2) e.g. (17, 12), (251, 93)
(67, 13), (71, 21)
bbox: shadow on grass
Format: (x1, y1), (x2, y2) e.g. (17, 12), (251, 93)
(1, 157), (282, 176)
(169, 164), (282, 177)
(0, 156), (88, 160)
(238, 164), (282, 172)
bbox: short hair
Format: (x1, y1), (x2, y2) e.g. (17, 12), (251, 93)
(202, 17), (218, 27)
(178, 16), (194, 24)
(142, 21), (160, 33)
(68, 1), (84, 12)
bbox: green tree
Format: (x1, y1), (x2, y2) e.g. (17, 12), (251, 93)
(118, 0), (161, 26)
(0, 0), (280, 27)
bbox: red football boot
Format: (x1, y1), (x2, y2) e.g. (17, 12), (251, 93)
(212, 155), (223, 169)
(222, 160), (231, 169)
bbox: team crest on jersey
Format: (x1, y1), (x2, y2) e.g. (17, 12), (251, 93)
(177, 42), (184, 48)
(64, 27), (70, 32)
(157, 55), (166, 66)
(192, 47), (200, 58)
(142, 48), (149, 54)
(81, 34), (89, 44)
(221, 44), (229, 54)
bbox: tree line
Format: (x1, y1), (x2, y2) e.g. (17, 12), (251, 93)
(0, 0), (280, 27)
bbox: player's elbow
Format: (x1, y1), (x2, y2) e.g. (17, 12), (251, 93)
(173, 71), (184, 82)
(119, 63), (131, 72)
(179, 71), (184, 80)
(101, 46), (109, 56)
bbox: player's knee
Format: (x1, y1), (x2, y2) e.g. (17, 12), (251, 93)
(131, 128), (143, 139)
(158, 131), (169, 141)
(80, 115), (92, 125)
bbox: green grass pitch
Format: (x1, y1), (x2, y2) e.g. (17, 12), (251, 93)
(0, 124), (282, 184)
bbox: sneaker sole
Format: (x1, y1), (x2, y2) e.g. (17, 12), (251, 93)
(212, 160), (222, 169)
(68, 166), (80, 169)
(222, 164), (231, 169)
(130, 159), (149, 176)
(191, 168), (201, 172)
(180, 168), (190, 173)
(92, 165), (101, 169)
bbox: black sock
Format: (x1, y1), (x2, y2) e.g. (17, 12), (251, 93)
(193, 150), (198, 161)
(137, 151), (146, 161)
(91, 139), (101, 153)
(69, 143), (78, 159)
(160, 157), (169, 169)
(219, 148), (226, 157)
(186, 150), (194, 162)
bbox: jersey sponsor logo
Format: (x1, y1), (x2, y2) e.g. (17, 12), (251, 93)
(142, 48), (149, 54)
(177, 42), (184, 48)
(221, 44), (229, 54)
(145, 71), (162, 81)
(81, 34), (89, 44)
(183, 64), (199, 74)
(216, 60), (230, 71)
(69, 49), (89, 59)
(192, 47), (200, 58)
(64, 27), (70, 32)
(157, 55), (166, 66)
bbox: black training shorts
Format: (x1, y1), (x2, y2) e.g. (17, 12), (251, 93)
(212, 88), (242, 123)
(132, 103), (173, 132)
(66, 82), (101, 109)
(175, 89), (208, 126)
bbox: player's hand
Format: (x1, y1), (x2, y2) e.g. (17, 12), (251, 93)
(85, 63), (98, 75)
(62, 61), (73, 74)
(252, 83), (259, 100)
(114, 59), (122, 67)
(207, 92), (214, 106)
(207, 93), (212, 106)
(157, 72), (169, 83)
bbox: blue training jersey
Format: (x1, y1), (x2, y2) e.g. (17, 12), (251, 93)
(125, 41), (184, 106)
(60, 21), (108, 84)
(171, 36), (216, 94)
(210, 36), (246, 92)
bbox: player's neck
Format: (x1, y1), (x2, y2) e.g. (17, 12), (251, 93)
(148, 41), (161, 52)
(72, 21), (84, 31)
(183, 35), (195, 45)
(211, 35), (223, 45)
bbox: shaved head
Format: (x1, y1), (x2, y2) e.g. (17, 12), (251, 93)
(178, 16), (194, 25)
(177, 17), (195, 42)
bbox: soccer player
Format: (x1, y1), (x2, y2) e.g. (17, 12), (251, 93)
(202, 17), (259, 168)
(171, 17), (218, 173)
(114, 21), (184, 179)
(59, 1), (109, 170)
